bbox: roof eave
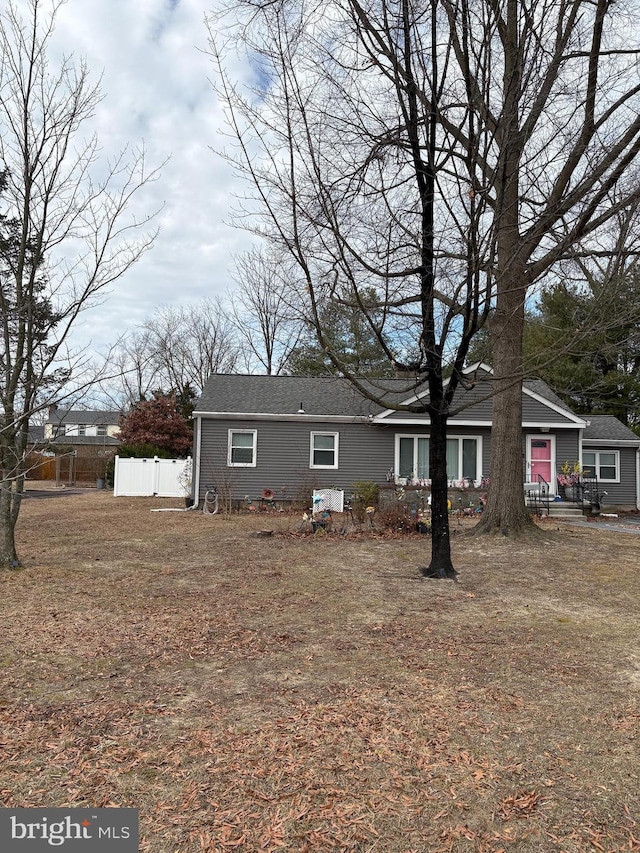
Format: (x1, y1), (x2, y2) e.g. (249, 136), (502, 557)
(193, 411), (373, 423)
(582, 438), (640, 447)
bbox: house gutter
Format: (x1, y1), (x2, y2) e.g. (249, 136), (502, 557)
(192, 411), (371, 423)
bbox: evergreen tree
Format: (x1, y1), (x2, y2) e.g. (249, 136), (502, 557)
(524, 278), (640, 428)
(466, 276), (640, 431)
(285, 295), (395, 377)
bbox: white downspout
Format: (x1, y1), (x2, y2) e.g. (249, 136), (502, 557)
(191, 415), (202, 510)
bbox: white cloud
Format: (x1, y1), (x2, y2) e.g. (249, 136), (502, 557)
(38, 0), (260, 351)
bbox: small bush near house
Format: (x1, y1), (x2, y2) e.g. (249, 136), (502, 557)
(351, 479), (380, 522)
(375, 501), (418, 532)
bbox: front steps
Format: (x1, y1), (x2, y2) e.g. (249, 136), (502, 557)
(526, 495), (587, 519)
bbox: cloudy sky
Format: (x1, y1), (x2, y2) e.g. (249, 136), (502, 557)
(44, 0), (257, 354)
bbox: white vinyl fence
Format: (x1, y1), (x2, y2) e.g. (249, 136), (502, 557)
(113, 456), (191, 497)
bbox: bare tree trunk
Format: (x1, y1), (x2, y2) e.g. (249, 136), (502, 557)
(0, 2), (159, 569)
(474, 276), (536, 536)
(0, 488), (19, 568)
(423, 408), (457, 578)
(0, 428), (22, 568)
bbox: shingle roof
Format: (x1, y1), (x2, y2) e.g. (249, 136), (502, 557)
(195, 374), (420, 417)
(27, 424), (45, 444)
(197, 372), (581, 419)
(49, 435), (121, 446)
(197, 374), (640, 448)
(583, 415), (640, 443)
(524, 379), (576, 414)
(47, 409), (122, 425)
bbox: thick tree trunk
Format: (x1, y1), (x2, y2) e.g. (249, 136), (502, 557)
(473, 277), (537, 537)
(422, 409), (457, 579)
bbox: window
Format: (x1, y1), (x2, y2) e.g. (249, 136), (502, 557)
(398, 436), (430, 480)
(310, 432), (339, 469)
(583, 450), (619, 482)
(96, 425), (107, 437)
(65, 423), (86, 436)
(396, 434), (481, 484)
(228, 429), (257, 467)
(447, 437), (480, 484)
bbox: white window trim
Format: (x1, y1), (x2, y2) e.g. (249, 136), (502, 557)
(395, 434), (430, 483)
(310, 431), (339, 469)
(582, 449), (620, 483)
(227, 428), (257, 467)
(394, 434), (483, 485)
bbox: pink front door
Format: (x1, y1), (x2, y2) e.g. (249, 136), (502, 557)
(529, 438), (552, 483)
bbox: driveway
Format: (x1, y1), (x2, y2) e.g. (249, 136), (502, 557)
(562, 514), (640, 536)
(23, 486), (96, 500)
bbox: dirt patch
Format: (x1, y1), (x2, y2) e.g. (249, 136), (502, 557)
(1, 493), (638, 851)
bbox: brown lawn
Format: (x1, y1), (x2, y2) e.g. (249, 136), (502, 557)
(0, 489), (638, 852)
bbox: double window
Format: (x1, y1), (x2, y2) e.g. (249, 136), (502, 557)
(228, 429), (257, 467)
(582, 450), (619, 482)
(310, 432), (339, 469)
(396, 434), (481, 484)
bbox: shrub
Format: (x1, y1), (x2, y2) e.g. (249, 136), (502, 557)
(351, 479), (380, 522)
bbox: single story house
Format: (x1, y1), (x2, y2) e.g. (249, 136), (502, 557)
(191, 365), (640, 510)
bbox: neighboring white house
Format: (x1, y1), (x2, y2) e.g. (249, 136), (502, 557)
(45, 406), (122, 443)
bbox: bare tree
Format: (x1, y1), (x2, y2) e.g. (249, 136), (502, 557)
(0, 0), (161, 568)
(211, 0), (640, 552)
(211, 0), (493, 577)
(97, 297), (242, 411)
(228, 246), (303, 374)
(144, 297), (240, 395)
(96, 328), (162, 410)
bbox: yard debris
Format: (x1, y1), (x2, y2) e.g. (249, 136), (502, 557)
(496, 789), (540, 821)
(2, 496), (639, 851)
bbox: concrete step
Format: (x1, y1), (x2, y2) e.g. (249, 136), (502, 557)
(526, 497), (586, 518)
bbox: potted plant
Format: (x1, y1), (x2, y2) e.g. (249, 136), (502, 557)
(557, 461), (582, 501)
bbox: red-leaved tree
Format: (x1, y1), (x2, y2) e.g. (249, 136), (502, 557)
(118, 393), (192, 457)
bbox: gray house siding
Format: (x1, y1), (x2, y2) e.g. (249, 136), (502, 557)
(194, 373), (638, 509)
(521, 396), (575, 424)
(198, 418), (591, 501)
(582, 444), (638, 507)
(198, 418), (500, 500)
(198, 418), (395, 502)
(553, 430), (581, 469)
(381, 385), (577, 425)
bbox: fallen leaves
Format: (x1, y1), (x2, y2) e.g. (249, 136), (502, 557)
(1, 496), (639, 851)
(496, 789), (541, 821)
